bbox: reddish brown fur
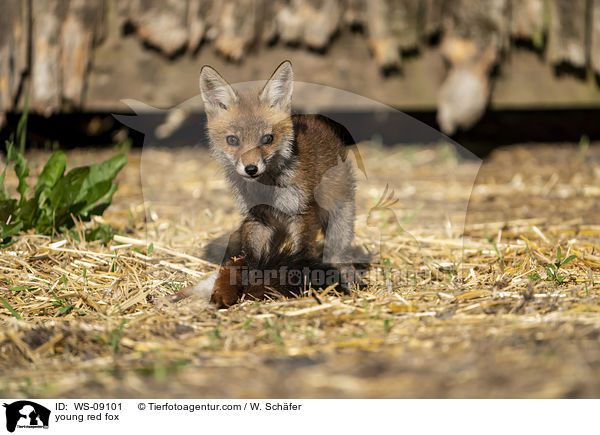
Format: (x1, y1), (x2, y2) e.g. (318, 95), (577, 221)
(210, 249), (344, 308)
(200, 62), (358, 307)
(205, 89), (295, 169)
(210, 258), (247, 308)
(234, 114), (353, 258)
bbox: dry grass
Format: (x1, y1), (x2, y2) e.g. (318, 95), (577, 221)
(1, 142), (599, 398)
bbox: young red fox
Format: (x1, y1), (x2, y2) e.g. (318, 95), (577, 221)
(195, 61), (358, 307)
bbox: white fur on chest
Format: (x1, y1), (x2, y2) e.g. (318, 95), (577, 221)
(227, 171), (306, 217)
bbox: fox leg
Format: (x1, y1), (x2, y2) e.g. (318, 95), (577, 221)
(203, 225), (242, 265)
(322, 199), (355, 265)
(289, 211), (320, 257)
(241, 218), (274, 258)
(322, 200), (365, 290)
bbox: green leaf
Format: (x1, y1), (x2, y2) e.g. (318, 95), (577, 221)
(5, 122), (31, 206)
(68, 222), (114, 243)
(81, 183), (118, 218)
(0, 121), (125, 243)
(16, 197), (38, 228)
(95, 153), (128, 181)
(0, 141), (13, 200)
(0, 221), (23, 240)
(35, 150), (66, 204)
(82, 154), (127, 193)
(48, 166), (90, 211)
(85, 223), (114, 243)
(12, 148), (30, 206)
(0, 238), (17, 248)
(561, 254), (577, 267)
(556, 246), (562, 265)
(0, 297), (22, 320)
(77, 180), (113, 216)
(43, 167), (90, 232)
(10, 286), (34, 292)
(16, 95), (28, 154)
(74, 153), (126, 219)
(0, 198), (17, 223)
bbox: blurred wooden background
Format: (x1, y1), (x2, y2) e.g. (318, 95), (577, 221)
(1, 0), (600, 134)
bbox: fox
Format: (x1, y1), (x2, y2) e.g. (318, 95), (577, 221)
(193, 60), (359, 307)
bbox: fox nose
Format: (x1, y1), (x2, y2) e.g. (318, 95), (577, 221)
(245, 164), (258, 176)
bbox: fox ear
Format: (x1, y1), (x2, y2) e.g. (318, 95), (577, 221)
(199, 66), (238, 115)
(260, 61), (293, 111)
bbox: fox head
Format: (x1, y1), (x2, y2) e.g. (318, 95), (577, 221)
(199, 61), (295, 181)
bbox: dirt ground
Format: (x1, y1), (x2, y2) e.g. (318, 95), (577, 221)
(1, 141), (600, 398)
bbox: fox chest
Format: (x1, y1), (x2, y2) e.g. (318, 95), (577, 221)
(231, 180), (308, 218)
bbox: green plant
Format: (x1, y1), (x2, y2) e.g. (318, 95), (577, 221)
(577, 135), (589, 163)
(264, 319), (284, 348)
(544, 246), (577, 284)
(205, 327), (222, 349)
(484, 230), (504, 271)
(0, 297), (22, 320)
(383, 257), (391, 282)
(110, 319), (127, 353)
(1, 105), (127, 246)
(383, 318), (392, 333)
(51, 293), (75, 315)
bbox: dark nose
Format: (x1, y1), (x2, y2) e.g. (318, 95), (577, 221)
(245, 164), (258, 176)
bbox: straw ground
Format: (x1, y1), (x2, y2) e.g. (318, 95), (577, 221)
(1, 142), (599, 398)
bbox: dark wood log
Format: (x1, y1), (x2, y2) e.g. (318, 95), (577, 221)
(437, 38), (497, 134)
(421, 0), (445, 39)
(30, 0), (65, 116)
(30, 0), (103, 116)
(343, 0), (367, 29)
(510, 0), (546, 48)
(436, 0), (508, 134)
(211, 0), (262, 61)
(187, 0), (212, 54)
(366, 0), (404, 70)
(60, 0), (104, 106)
(547, 0), (588, 68)
(0, 0), (29, 121)
(442, 0), (510, 50)
(275, 0), (341, 51)
(118, 0), (190, 57)
(591, 0), (600, 75)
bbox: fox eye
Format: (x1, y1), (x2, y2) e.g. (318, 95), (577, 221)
(260, 134), (274, 145)
(226, 135), (239, 146)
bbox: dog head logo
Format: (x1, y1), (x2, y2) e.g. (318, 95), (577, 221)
(3, 401), (50, 433)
